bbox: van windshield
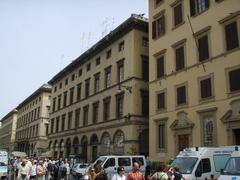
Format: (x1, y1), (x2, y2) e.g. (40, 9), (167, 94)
(222, 157), (240, 176)
(171, 157), (198, 174)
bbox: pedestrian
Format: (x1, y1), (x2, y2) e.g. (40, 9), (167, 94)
(94, 160), (108, 180)
(30, 160), (37, 180)
(126, 161), (144, 180)
(36, 160), (47, 180)
(171, 167), (185, 180)
(111, 166), (126, 180)
(65, 162), (71, 180)
(17, 159), (30, 180)
(59, 161), (67, 180)
(149, 164), (168, 180)
(84, 166), (96, 180)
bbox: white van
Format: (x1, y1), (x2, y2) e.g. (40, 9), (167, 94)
(89, 155), (146, 179)
(218, 147), (240, 180)
(0, 150), (8, 179)
(171, 146), (239, 180)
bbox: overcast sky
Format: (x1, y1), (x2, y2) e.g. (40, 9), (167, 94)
(0, 0), (148, 119)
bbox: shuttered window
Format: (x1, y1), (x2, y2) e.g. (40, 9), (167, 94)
(190, 0), (209, 16)
(198, 34), (209, 62)
(152, 15), (165, 39)
(175, 46), (185, 71)
(174, 3), (183, 26)
(225, 21), (239, 51)
(177, 86), (186, 105)
(157, 56), (164, 78)
(229, 68), (240, 92)
(200, 78), (212, 99)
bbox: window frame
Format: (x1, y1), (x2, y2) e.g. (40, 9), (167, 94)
(198, 73), (215, 102)
(175, 82), (188, 107)
(156, 89), (167, 111)
(154, 118), (168, 152)
(171, 0), (184, 28)
(152, 10), (166, 39)
(225, 65), (240, 95)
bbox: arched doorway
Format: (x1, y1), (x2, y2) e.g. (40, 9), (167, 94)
(90, 134), (98, 161)
(65, 138), (71, 158)
(60, 139), (65, 158)
(139, 129), (149, 156)
(113, 130), (125, 155)
(100, 132), (111, 155)
(53, 140), (58, 158)
(73, 137), (79, 155)
(81, 136), (88, 162)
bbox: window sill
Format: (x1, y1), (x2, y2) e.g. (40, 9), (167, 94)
(175, 103), (188, 110)
(191, 8), (209, 18)
(172, 21), (185, 30)
(152, 33), (166, 40)
(156, 108), (167, 114)
(224, 47), (240, 56)
(227, 90), (240, 98)
(199, 96), (215, 104)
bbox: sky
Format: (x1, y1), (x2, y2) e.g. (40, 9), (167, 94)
(0, 0), (148, 119)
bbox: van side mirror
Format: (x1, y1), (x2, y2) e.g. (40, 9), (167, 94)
(195, 169), (202, 177)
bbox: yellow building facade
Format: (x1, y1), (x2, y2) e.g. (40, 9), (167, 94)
(48, 15), (149, 162)
(149, 0), (240, 162)
(0, 109), (18, 151)
(15, 84), (51, 157)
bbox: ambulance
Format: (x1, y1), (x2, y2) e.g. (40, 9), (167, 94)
(171, 146), (239, 180)
(0, 150), (8, 178)
(218, 146), (240, 180)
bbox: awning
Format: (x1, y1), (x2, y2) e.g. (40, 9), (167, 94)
(11, 151), (27, 158)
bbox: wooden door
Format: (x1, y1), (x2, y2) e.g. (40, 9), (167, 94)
(178, 134), (189, 151)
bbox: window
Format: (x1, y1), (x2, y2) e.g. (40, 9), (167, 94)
(75, 108), (80, 128)
(158, 123), (165, 150)
(56, 116), (60, 132)
(197, 34), (209, 61)
(200, 78), (212, 99)
(59, 82), (62, 89)
(65, 78), (68, 85)
(190, 0), (209, 16)
(71, 74), (75, 81)
(67, 111), (72, 130)
(177, 85), (187, 105)
(83, 106), (89, 126)
(117, 60), (124, 83)
(76, 83), (81, 101)
(156, 56), (165, 78)
(142, 56), (149, 81)
(54, 86), (57, 92)
(213, 155), (231, 172)
(229, 68), (240, 92)
(92, 102), (99, 124)
(87, 63), (91, 71)
(118, 41), (124, 52)
(118, 158), (131, 166)
(104, 158), (115, 168)
(173, 1), (183, 27)
(152, 14), (165, 39)
(85, 79), (90, 97)
(175, 46), (185, 71)
(155, 0), (163, 6)
(141, 90), (149, 116)
(61, 114), (66, 131)
(96, 57), (101, 66)
(157, 92), (165, 110)
(103, 97), (111, 121)
(116, 94), (124, 119)
(57, 95), (61, 110)
(63, 91), (67, 107)
(69, 87), (74, 105)
(105, 67), (111, 88)
(106, 49), (111, 59)
(142, 37), (149, 47)
(78, 69), (82, 77)
(225, 21), (239, 51)
(94, 73), (100, 93)
(51, 119), (54, 133)
(196, 158), (211, 174)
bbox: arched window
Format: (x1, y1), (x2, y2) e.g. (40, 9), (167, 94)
(113, 130), (125, 155)
(100, 132), (111, 155)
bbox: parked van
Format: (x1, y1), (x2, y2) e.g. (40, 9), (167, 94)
(218, 146), (240, 180)
(89, 155), (146, 179)
(171, 146), (239, 180)
(0, 150), (8, 179)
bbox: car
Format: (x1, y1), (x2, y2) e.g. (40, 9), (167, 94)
(0, 162), (8, 179)
(72, 163), (89, 179)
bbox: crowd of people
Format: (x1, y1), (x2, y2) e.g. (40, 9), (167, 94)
(8, 157), (217, 180)
(10, 157), (71, 180)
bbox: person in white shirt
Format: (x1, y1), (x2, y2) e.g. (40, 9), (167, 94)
(111, 166), (126, 180)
